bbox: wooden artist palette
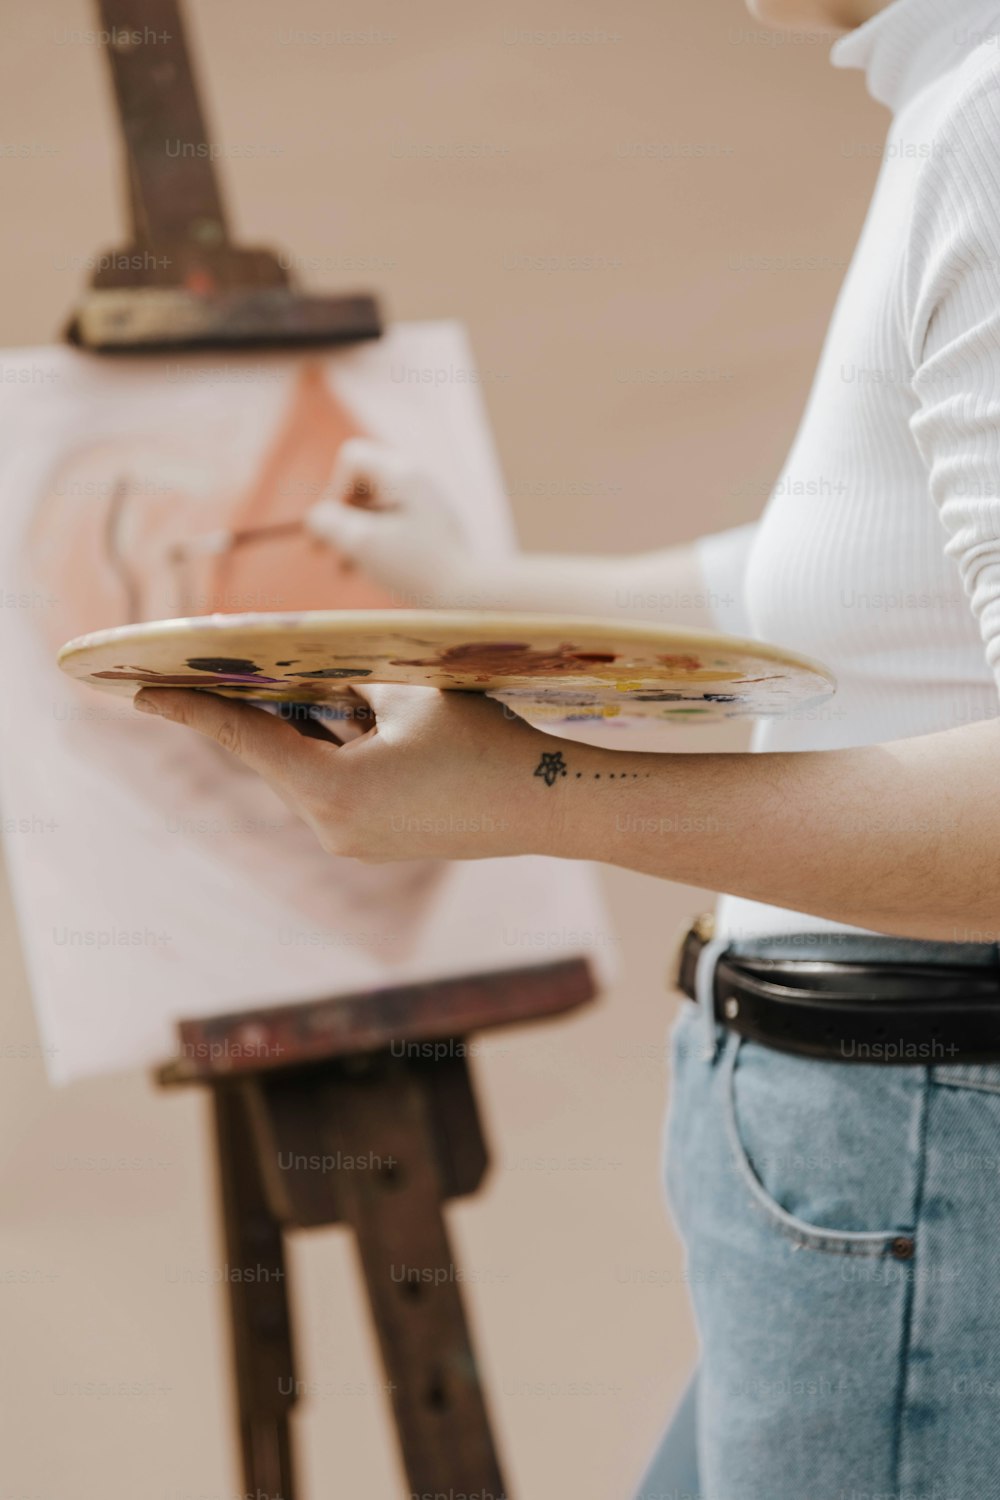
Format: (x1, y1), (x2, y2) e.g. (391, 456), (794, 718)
(57, 610), (835, 727)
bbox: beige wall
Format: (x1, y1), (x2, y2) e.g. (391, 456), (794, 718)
(0, 1), (883, 1495)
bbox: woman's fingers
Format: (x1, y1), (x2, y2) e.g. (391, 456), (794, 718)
(129, 677), (543, 864)
(328, 436), (412, 509)
(305, 437), (406, 548)
(303, 440), (466, 596)
(304, 496), (380, 559)
(133, 688), (330, 783)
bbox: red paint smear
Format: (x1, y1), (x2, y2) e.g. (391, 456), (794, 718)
(656, 654), (704, 672)
(390, 641), (619, 677)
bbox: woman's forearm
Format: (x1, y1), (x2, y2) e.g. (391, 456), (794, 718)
(536, 718), (1000, 942)
(139, 673), (1000, 944)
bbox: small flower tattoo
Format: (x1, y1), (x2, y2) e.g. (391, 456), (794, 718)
(534, 750), (568, 787)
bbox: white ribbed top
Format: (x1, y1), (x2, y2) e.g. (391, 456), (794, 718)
(698, 0), (1000, 940)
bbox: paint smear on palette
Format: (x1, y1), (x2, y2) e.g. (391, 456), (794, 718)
(185, 657), (264, 674)
(657, 654), (703, 671)
(388, 641), (746, 685)
(286, 667), (373, 679)
(390, 641), (621, 679)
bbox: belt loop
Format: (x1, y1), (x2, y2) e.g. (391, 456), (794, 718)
(695, 935), (728, 1062)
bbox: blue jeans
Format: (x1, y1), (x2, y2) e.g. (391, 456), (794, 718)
(636, 1001), (1000, 1500)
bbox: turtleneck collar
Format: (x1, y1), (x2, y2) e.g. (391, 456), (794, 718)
(831, 0), (1000, 112)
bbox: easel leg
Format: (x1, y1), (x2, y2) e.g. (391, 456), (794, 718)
(256, 1055), (509, 1498)
(325, 1057), (508, 1498)
(212, 1083), (298, 1500)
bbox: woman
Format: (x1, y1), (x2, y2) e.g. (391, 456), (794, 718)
(136, 0), (1000, 1493)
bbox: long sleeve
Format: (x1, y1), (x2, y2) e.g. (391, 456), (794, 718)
(905, 67), (1000, 696)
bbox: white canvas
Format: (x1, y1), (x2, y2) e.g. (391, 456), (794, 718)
(0, 324), (615, 1082)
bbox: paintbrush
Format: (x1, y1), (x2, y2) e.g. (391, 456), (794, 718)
(167, 479), (396, 563)
(167, 518), (305, 562)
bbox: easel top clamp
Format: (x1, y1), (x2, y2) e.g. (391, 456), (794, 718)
(67, 5), (598, 1498)
(67, 0), (380, 350)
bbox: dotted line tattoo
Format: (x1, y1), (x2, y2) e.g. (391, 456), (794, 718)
(533, 751), (651, 786)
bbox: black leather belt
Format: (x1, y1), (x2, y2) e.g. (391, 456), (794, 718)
(676, 916), (1000, 1064)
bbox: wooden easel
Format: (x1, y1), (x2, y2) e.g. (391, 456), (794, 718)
(68, 4), (598, 1495)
